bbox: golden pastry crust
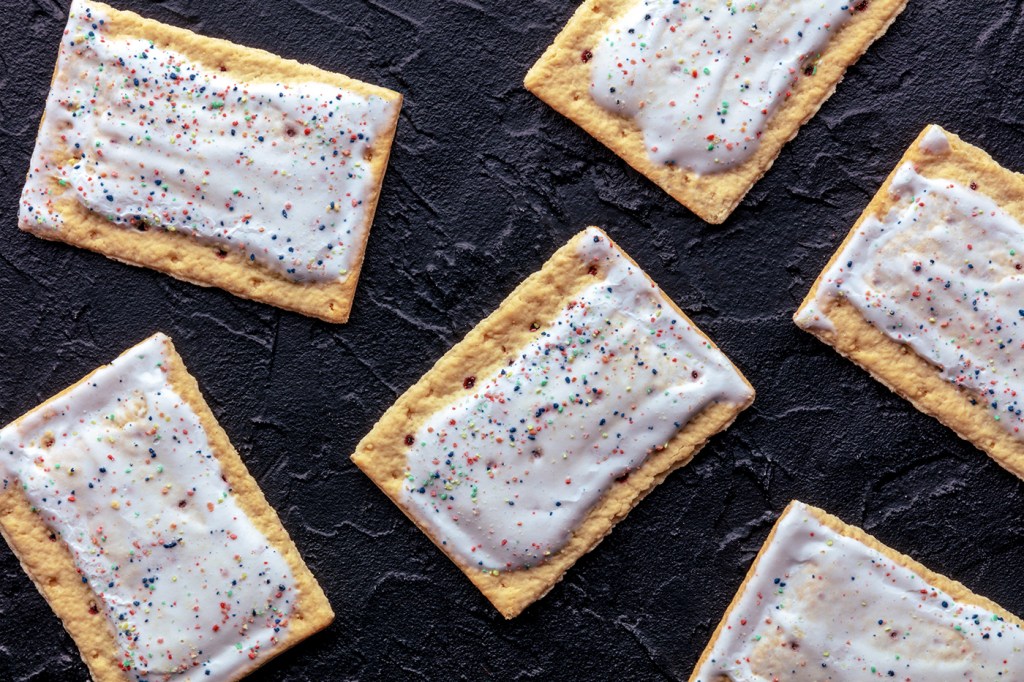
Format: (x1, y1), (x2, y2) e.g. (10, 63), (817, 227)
(351, 228), (754, 618)
(795, 126), (1024, 480)
(524, 0), (908, 224)
(689, 501), (1024, 680)
(23, 1), (401, 323)
(0, 335), (334, 682)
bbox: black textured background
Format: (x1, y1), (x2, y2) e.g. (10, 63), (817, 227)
(2, 1), (1024, 680)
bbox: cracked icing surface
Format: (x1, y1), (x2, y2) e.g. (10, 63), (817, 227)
(21, 0), (398, 283)
(694, 502), (1024, 681)
(591, 0), (854, 175)
(3, 0), (1024, 680)
(402, 228), (751, 571)
(0, 334), (295, 680)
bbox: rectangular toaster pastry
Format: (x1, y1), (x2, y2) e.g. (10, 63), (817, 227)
(20, 0), (401, 323)
(796, 125), (1024, 480)
(691, 501), (1024, 681)
(351, 227), (755, 618)
(524, 0), (908, 224)
(0, 333), (333, 681)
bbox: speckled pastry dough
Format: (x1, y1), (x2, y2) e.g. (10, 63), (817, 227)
(691, 501), (1024, 681)
(0, 334), (333, 681)
(351, 227), (754, 618)
(20, 0), (401, 322)
(524, 0), (908, 224)
(796, 125), (1024, 480)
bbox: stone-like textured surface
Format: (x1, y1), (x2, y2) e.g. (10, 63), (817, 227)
(1, 1), (1023, 680)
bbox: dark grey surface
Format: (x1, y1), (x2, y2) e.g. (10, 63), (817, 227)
(2, 0), (1024, 680)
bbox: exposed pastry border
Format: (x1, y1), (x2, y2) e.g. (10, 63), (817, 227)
(351, 227), (754, 618)
(0, 333), (334, 681)
(689, 500), (1024, 680)
(22, 0), (402, 323)
(795, 125), (1024, 480)
(524, 0), (908, 224)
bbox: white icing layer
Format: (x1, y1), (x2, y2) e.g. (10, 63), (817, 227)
(694, 502), (1024, 681)
(590, 0), (854, 175)
(919, 124), (952, 155)
(20, 0), (399, 283)
(0, 334), (295, 681)
(796, 159), (1024, 439)
(402, 228), (752, 571)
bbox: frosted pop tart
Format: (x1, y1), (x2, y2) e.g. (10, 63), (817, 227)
(0, 334), (333, 681)
(796, 125), (1024, 480)
(525, 0), (908, 223)
(352, 227), (754, 618)
(20, 0), (401, 322)
(692, 501), (1024, 680)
